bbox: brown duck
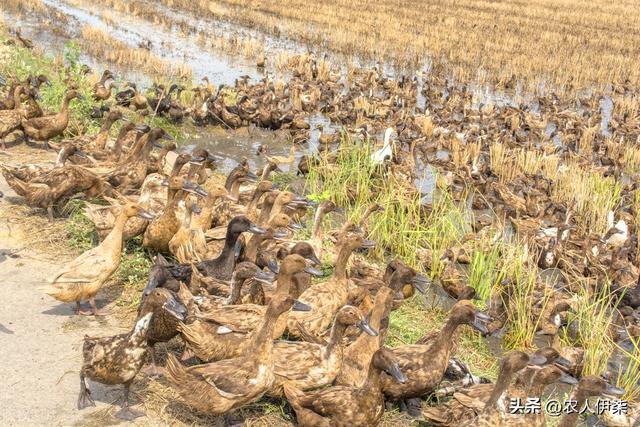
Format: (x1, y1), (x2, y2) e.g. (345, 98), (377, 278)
(284, 347), (407, 427)
(165, 294), (310, 415)
(380, 300), (491, 402)
(269, 305), (378, 397)
(78, 301), (184, 420)
(21, 90), (84, 149)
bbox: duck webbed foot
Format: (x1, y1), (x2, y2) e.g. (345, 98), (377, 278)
(115, 383), (145, 421)
(399, 398), (423, 418)
(77, 373), (95, 410)
(81, 298), (110, 316)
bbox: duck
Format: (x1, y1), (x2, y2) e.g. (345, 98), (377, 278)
(21, 90), (84, 149)
(165, 294), (311, 416)
(192, 254), (322, 338)
(0, 85), (27, 149)
(558, 376), (625, 427)
(371, 127), (396, 165)
(380, 301), (491, 403)
(107, 128), (173, 191)
(1, 155), (109, 221)
(92, 70), (114, 101)
(284, 347), (407, 427)
(136, 287), (188, 375)
(196, 215), (267, 280)
(178, 264), (292, 362)
(257, 143), (297, 172)
(39, 204), (154, 315)
(168, 198), (203, 263)
(335, 266), (426, 387)
(143, 176), (207, 253)
(77, 301), (184, 420)
(269, 305), (378, 396)
(287, 233), (376, 339)
(269, 242), (322, 295)
(307, 200), (343, 259)
(90, 110), (127, 152)
(456, 351), (555, 427)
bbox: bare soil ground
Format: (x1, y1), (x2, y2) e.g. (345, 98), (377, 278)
(0, 149), (140, 426)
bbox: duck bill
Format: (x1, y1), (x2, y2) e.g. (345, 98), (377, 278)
(558, 372), (579, 385)
(120, 116), (131, 123)
(267, 259), (280, 274)
(304, 265), (324, 276)
(182, 181), (208, 197)
(359, 239), (377, 249)
(162, 133), (175, 141)
(357, 319), (379, 336)
(135, 124), (151, 133)
(292, 300), (312, 312)
(137, 208), (155, 220)
(191, 204), (202, 215)
(225, 194), (239, 202)
(255, 269), (276, 283)
(471, 310), (492, 335)
(162, 299), (187, 321)
(190, 155), (206, 162)
(306, 253), (322, 266)
(287, 221), (304, 231)
(143, 276), (159, 297)
(604, 384), (625, 398)
(554, 356), (573, 369)
(248, 224), (267, 234)
(272, 230), (290, 240)
(151, 140), (164, 149)
(386, 362), (407, 384)
(411, 274), (431, 294)
(333, 207), (346, 215)
(528, 354), (548, 367)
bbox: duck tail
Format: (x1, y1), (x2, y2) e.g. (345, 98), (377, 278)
(38, 284), (62, 297)
(165, 352), (187, 385)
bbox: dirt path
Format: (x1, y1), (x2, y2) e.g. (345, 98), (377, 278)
(0, 153), (137, 426)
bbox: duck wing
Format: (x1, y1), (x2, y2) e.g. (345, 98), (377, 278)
(273, 342), (324, 380)
(197, 305), (264, 331)
(51, 250), (111, 284)
(190, 358), (267, 397)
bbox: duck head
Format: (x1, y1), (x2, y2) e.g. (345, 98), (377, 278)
(373, 347), (407, 384)
(66, 90), (85, 102)
(290, 242), (322, 265)
(577, 375), (625, 399)
(534, 365), (578, 387)
(121, 203), (155, 220)
(279, 254), (323, 278)
(336, 305), (378, 336)
(342, 233), (377, 252)
(232, 261), (276, 285)
(143, 254), (171, 297)
(205, 182), (235, 201)
(449, 300), (493, 335)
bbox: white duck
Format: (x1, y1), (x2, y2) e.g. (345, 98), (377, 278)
(371, 127), (395, 165)
(605, 211), (628, 248)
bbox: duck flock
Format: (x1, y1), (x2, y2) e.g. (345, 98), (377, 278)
(1, 31), (640, 426)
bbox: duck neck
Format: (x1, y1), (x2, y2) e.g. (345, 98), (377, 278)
(274, 270), (294, 296)
(94, 118), (115, 150)
(361, 362), (383, 398)
(325, 319), (348, 355)
(247, 187), (267, 212)
(225, 277), (246, 305)
(334, 243), (355, 281)
(310, 207), (327, 241)
(245, 231), (269, 263)
(558, 388), (588, 427)
(218, 229), (241, 264)
(111, 127), (130, 159)
(230, 179), (243, 200)
(260, 165), (273, 181)
(257, 199), (276, 227)
(55, 147), (72, 167)
(170, 161), (186, 178)
(60, 95), (72, 114)
(12, 86), (23, 109)
(484, 365), (515, 413)
(249, 304), (281, 355)
(102, 209), (131, 251)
